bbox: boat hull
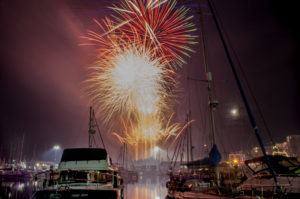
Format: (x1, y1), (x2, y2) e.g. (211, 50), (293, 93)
(33, 189), (123, 199)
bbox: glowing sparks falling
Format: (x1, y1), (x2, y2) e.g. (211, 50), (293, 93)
(83, 0), (196, 159)
(86, 42), (170, 123)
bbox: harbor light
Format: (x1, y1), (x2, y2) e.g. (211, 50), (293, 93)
(233, 158), (239, 165)
(53, 145), (61, 162)
(53, 145), (60, 150)
(154, 146), (160, 153)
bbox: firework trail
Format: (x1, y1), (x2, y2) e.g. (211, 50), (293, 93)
(83, 0), (196, 158)
(109, 0), (197, 65)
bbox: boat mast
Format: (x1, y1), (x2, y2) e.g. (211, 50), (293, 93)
(187, 81), (193, 162)
(88, 106), (96, 148)
(19, 132), (25, 163)
(186, 113), (190, 162)
(189, 111), (194, 162)
(88, 106), (107, 149)
(206, 0), (280, 190)
(197, 0), (218, 151)
(122, 142), (127, 169)
(198, 0), (220, 186)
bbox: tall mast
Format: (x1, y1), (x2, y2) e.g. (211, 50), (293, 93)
(198, 0), (220, 187)
(19, 132), (25, 162)
(186, 113), (190, 162)
(195, 0), (219, 148)
(122, 142), (127, 169)
(122, 143), (125, 167)
(189, 111), (194, 162)
(206, 0), (280, 190)
(187, 83), (193, 162)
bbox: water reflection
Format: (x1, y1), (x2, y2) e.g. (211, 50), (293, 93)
(125, 175), (167, 199)
(0, 176), (168, 199)
(0, 180), (35, 199)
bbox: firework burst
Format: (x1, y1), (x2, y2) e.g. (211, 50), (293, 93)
(83, 20), (175, 123)
(82, 0), (196, 158)
(109, 0), (197, 65)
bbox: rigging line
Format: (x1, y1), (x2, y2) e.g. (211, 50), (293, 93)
(184, 130), (188, 162)
(92, 136), (98, 148)
(173, 134), (184, 169)
(187, 72), (191, 163)
(186, 113), (190, 162)
(171, 133), (183, 165)
(215, 110), (227, 154)
(182, 131), (188, 163)
(189, 111), (193, 161)
(180, 134), (185, 164)
(221, 15), (275, 146)
(198, 0), (209, 75)
(206, 1), (275, 146)
(207, 0), (280, 188)
(170, 133), (181, 165)
(117, 147), (121, 164)
(93, 110), (106, 150)
(192, 79), (206, 149)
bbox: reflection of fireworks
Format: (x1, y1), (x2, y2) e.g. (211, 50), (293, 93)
(83, 0), (196, 159)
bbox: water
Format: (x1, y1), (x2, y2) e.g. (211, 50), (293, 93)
(0, 176), (168, 199)
(0, 180), (35, 199)
(124, 175), (168, 199)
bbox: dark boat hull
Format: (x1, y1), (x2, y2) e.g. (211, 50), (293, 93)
(33, 189), (123, 199)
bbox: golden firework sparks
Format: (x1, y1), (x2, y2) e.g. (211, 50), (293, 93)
(82, 0), (196, 159)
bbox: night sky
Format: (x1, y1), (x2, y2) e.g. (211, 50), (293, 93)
(0, 0), (299, 162)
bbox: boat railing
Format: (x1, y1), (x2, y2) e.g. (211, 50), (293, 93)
(33, 169), (123, 192)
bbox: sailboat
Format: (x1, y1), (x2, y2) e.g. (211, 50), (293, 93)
(166, 0), (300, 198)
(116, 143), (138, 184)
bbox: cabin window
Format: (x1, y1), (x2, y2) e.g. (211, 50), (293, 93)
(59, 171), (88, 183)
(89, 171), (113, 183)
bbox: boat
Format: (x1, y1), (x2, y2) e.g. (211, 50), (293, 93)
(32, 107), (124, 199)
(116, 143), (139, 184)
(166, 0), (300, 198)
(32, 148), (123, 199)
(118, 166), (138, 183)
(0, 168), (33, 181)
(237, 155), (300, 198)
(166, 0), (225, 196)
(0, 162), (33, 182)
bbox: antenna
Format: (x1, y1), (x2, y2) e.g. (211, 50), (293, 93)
(88, 106), (96, 148)
(88, 106), (106, 149)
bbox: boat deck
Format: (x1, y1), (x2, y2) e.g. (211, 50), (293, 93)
(170, 191), (263, 199)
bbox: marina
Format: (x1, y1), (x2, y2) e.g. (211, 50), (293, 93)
(1, 0), (299, 198)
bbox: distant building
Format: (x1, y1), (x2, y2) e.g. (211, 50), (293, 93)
(249, 146), (261, 158)
(248, 135), (300, 158)
(287, 135), (300, 157)
(272, 141), (289, 157)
